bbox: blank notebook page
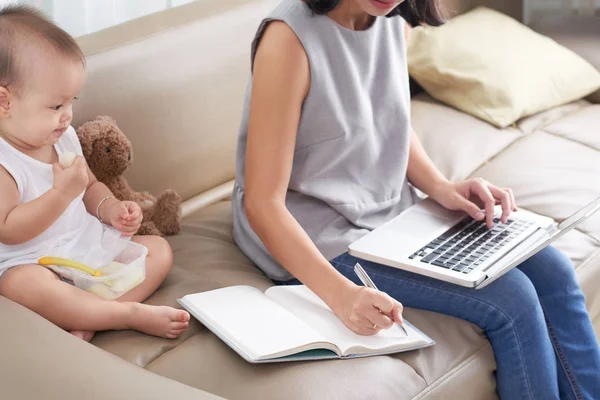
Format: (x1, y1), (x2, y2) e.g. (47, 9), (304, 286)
(182, 286), (326, 359)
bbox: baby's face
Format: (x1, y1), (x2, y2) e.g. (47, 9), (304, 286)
(2, 56), (85, 149)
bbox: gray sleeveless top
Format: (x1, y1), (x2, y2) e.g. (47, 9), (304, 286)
(232, 0), (416, 281)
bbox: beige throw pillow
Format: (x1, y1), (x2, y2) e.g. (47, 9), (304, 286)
(406, 7), (600, 128)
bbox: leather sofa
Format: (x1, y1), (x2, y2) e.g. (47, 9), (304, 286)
(2, 1), (598, 399)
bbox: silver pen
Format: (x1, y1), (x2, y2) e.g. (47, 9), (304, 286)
(354, 262), (409, 336)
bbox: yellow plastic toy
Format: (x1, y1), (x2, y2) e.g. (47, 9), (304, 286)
(38, 256), (102, 277)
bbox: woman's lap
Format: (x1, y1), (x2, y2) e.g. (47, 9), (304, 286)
(328, 246), (599, 400)
(275, 245), (600, 399)
(329, 249), (546, 333)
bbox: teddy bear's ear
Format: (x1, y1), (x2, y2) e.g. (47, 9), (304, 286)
(76, 120), (99, 158)
(94, 115), (117, 125)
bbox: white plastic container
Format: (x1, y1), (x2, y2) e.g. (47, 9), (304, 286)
(70, 241), (148, 300)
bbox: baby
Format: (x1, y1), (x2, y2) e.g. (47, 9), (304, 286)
(0, 5), (189, 342)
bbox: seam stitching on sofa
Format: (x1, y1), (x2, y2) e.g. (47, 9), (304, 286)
(144, 334), (201, 369)
(541, 128), (600, 153)
(410, 344), (493, 400)
(573, 228), (600, 247)
(518, 102), (592, 134)
(573, 247), (600, 273)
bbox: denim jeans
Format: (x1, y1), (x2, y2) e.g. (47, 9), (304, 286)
(275, 246), (600, 400)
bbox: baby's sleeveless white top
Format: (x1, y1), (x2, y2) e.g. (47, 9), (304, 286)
(0, 127), (125, 276)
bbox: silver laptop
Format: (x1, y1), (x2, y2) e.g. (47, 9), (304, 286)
(348, 196), (600, 289)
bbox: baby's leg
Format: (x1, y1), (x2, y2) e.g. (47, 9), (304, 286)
(74, 235), (187, 341)
(117, 236), (175, 303)
(0, 264), (189, 340)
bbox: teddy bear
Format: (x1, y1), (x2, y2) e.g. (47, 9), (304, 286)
(76, 116), (182, 237)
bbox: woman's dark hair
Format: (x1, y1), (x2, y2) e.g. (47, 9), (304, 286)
(304, 0), (445, 27)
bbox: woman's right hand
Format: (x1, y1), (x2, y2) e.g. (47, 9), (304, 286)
(331, 283), (404, 336)
(52, 156), (89, 201)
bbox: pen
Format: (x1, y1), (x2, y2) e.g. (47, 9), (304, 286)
(354, 262), (409, 336)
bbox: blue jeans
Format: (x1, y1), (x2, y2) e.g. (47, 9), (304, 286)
(276, 246), (600, 400)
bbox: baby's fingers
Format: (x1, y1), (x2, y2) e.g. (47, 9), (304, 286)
(125, 208), (142, 224)
(121, 216), (142, 227)
(119, 225), (138, 236)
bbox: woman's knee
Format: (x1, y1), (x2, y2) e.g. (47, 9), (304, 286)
(480, 269), (544, 329)
(520, 246), (580, 294)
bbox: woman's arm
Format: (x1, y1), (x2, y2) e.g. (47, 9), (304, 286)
(244, 22), (402, 335)
(245, 21), (350, 306)
(406, 127), (448, 197)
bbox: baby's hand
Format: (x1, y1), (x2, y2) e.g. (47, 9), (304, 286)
(52, 156), (89, 201)
(106, 200), (143, 236)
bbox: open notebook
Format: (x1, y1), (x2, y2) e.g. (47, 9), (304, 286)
(178, 285), (434, 363)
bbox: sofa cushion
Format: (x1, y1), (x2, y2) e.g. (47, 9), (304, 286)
(411, 94), (521, 182)
(542, 105), (600, 151)
(91, 201), (497, 400)
(470, 130), (600, 241)
(515, 99), (590, 135)
(91, 201), (272, 366)
(147, 312), (497, 400)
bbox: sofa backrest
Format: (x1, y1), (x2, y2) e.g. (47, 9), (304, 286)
(74, 0), (279, 214)
(73, 0), (522, 215)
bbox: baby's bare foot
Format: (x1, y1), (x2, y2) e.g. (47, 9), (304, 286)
(70, 330), (96, 342)
(128, 303), (190, 339)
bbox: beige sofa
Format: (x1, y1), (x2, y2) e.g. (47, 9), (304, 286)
(2, 1), (599, 399)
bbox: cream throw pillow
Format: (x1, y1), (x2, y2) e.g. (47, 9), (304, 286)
(407, 7), (600, 128)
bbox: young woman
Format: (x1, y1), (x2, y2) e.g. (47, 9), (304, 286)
(232, 0), (600, 398)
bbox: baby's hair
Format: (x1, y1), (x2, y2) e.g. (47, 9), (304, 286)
(0, 4), (85, 94)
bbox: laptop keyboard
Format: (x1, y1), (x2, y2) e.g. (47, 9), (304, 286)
(409, 216), (535, 274)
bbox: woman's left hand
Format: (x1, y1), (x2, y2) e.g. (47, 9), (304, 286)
(429, 178), (518, 228)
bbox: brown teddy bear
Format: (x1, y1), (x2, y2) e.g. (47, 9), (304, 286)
(76, 116), (181, 237)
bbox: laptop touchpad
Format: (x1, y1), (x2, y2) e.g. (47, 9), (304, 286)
(394, 210), (454, 237)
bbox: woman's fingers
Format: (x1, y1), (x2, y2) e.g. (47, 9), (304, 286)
(454, 195), (485, 221)
(487, 185), (513, 223)
(505, 187), (518, 212)
(470, 179), (496, 227)
(346, 288), (400, 335)
(371, 291), (400, 327)
(366, 310), (394, 330)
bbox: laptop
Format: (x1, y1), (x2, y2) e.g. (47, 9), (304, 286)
(348, 196), (600, 289)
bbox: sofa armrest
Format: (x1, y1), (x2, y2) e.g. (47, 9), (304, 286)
(0, 297), (225, 400)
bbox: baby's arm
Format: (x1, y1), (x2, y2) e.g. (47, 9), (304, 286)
(0, 166), (72, 245)
(82, 167), (121, 221)
(82, 166), (143, 236)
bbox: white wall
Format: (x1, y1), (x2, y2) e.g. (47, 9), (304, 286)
(526, 0), (600, 24)
(0, 0), (198, 37)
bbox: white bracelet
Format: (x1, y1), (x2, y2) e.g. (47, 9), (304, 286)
(96, 196), (115, 224)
